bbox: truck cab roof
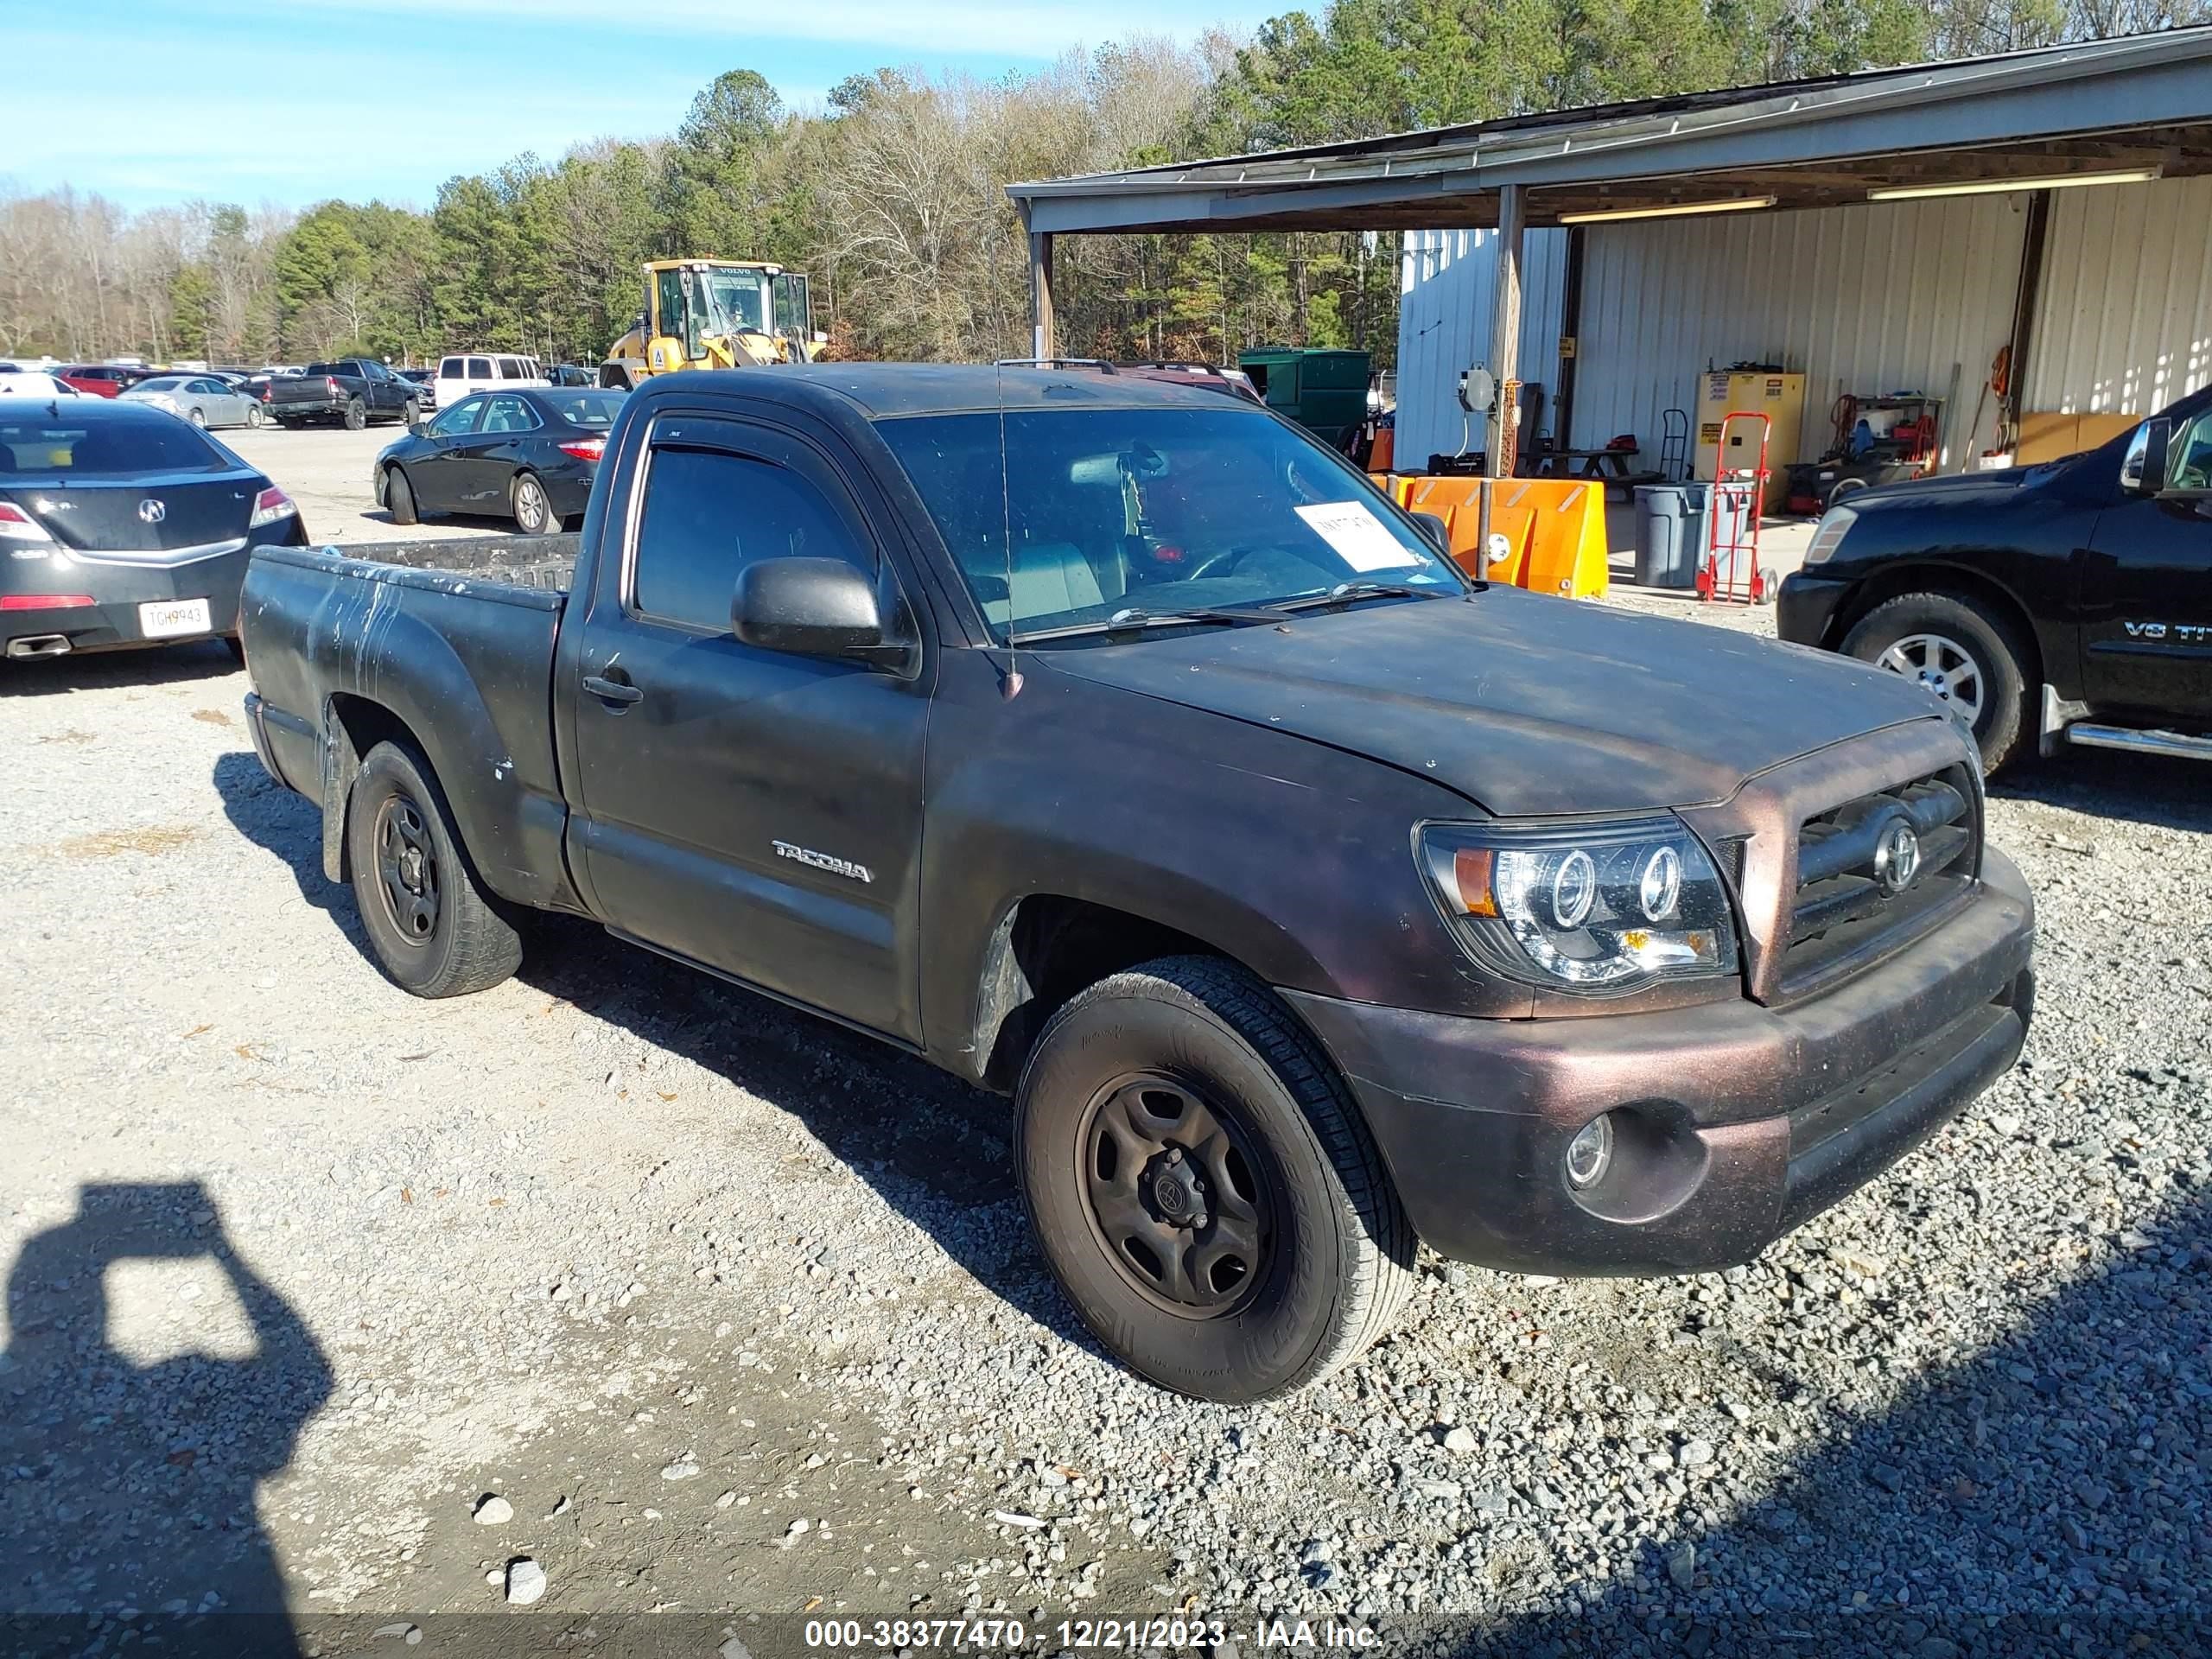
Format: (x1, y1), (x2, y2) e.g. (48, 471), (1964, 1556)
(638, 363), (1269, 419)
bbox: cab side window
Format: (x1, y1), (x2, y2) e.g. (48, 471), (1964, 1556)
(631, 446), (864, 633)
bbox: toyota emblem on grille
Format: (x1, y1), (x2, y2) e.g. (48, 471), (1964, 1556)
(1873, 818), (1922, 896)
(137, 499), (166, 524)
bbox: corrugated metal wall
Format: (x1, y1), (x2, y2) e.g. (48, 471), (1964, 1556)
(1393, 177), (2210, 475)
(2025, 175), (2212, 416)
(1568, 196), (2027, 469)
(1395, 227), (1567, 468)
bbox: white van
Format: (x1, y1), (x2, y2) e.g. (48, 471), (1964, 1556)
(433, 351), (546, 412)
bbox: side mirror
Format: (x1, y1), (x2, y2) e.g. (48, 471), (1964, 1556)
(733, 557), (884, 657)
(2121, 416), (2172, 495)
(1410, 511), (1452, 555)
(407, 417), (426, 436)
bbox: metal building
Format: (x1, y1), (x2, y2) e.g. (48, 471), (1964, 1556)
(1007, 27), (2212, 490)
(1394, 175), (2212, 474)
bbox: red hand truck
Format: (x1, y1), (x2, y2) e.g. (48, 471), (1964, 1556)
(1696, 410), (1774, 605)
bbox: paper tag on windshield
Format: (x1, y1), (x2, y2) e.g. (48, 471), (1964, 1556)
(1295, 501), (1422, 572)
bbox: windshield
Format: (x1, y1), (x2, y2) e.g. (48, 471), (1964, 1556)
(875, 404), (1465, 639)
(696, 268), (768, 336)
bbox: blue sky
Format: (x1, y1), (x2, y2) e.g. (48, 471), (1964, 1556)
(12, 0), (1285, 211)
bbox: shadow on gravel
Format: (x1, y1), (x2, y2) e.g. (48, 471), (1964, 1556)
(208, 749), (1103, 1363)
(1991, 747), (2210, 833)
(1, 1182), (332, 1657)
(0, 639), (238, 699)
(1455, 1185), (2211, 1659)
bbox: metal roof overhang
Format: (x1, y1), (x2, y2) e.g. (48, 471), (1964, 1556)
(1007, 28), (2212, 234)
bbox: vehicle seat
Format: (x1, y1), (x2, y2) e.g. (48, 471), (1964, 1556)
(1001, 540), (1104, 626)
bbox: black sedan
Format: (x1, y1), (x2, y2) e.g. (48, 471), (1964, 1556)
(1, 397), (307, 662)
(375, 387), (622, 536)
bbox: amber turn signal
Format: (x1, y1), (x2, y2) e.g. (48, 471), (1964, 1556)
(1452, 846), (1498, 916)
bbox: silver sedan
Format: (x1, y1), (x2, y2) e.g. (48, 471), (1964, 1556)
(119, 373), (265, 429)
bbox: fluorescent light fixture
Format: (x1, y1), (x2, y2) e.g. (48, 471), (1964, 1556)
(1868, 168), (2159, 200)
(1559, 195), (1777, 225)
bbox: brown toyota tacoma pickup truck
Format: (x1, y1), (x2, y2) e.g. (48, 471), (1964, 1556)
(239, 365), (2037, 1401)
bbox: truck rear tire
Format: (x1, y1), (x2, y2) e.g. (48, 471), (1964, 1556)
(1841, 590), (2032, 773)
(346, 741), (522, 998)
(1014, 955), (1415, 1402)
(344, 398), (367, 430)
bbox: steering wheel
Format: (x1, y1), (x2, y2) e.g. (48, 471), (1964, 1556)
(1184, 544), (1262, 582)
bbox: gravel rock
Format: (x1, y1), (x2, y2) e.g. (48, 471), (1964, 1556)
(473, 1495), (513, 1525)
(504, 1559), (546, 1605)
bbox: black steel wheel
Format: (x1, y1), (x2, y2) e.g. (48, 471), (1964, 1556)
(346, 741), (522, 998)
(1079, 1073), (1273, 1315)
(371, 792), (442, 947)
(1016, 955), (1414, 1402)
(343, 398), (367, 430)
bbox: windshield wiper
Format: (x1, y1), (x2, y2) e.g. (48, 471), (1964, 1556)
(1268, 580), (1460, 613)
(1007, 603), (1287, 645)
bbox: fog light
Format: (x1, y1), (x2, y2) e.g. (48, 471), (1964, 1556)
(1565, 1114), (1614, 1188)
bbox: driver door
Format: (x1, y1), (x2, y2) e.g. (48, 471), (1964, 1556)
(2082, 404), (2212, 722)
(404, 396), (485, 512)
(566, 414), (930, 1039)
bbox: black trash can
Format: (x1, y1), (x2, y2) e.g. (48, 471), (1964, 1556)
(1632, 483), (1709, 589)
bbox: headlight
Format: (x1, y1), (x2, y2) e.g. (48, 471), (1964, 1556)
(1418, 818), (1739, 991)
(1801, 505), (1857, 566)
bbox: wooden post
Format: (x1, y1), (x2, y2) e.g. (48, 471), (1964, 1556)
(1477, 183), (1525, 564)
(1029, 231), (1056, 361)
(1486, 184), (1524, 480)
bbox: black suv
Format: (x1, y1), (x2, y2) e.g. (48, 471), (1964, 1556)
(1779, 384), (2212, 772)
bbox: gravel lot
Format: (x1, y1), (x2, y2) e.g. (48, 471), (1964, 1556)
(2, 473), (2208, 1656)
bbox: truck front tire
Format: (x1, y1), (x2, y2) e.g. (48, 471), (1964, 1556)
(346, 741), (522, 998)
(1841, 590), (2032, 773)
(1014, 956), (1415, 1402)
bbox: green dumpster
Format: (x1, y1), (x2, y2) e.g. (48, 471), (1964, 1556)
(1236, 347), (1371, 453)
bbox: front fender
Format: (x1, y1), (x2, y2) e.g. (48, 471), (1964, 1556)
(915, 653), (1516, 1080)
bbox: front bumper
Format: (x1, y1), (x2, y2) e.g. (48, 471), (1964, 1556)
(1286, 848), (2034, 1275)
(1775, 569), (1854, 648)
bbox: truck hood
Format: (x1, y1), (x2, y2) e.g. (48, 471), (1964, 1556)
(1039, 588), (1949, 817)
(1852, 457), (2068, 505)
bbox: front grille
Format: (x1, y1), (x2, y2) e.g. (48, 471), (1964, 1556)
(1780, 763), (1980, 994)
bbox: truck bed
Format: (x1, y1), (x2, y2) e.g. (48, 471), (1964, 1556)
(238, 531), (585, 916)
(315, 531), (580, 594)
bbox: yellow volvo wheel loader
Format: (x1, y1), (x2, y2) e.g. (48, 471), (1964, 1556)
(600, 259), (823, 388)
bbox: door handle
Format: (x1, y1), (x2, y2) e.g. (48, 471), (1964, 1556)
(582, 671), (643, 707)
